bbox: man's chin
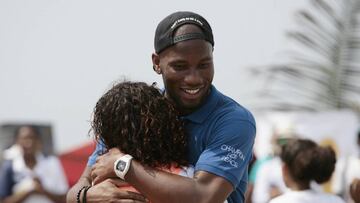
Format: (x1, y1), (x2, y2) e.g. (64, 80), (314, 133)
(168, 93), (206, 114)
(177, 101), (202, 114)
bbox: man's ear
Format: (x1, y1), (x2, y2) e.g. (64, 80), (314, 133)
(152, 53), (161, 74)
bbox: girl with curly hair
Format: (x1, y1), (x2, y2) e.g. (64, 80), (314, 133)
(269, 138), (344, 203)
(91, 81), (190, 190)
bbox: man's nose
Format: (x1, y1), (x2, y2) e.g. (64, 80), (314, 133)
(184, 69), (202, 85)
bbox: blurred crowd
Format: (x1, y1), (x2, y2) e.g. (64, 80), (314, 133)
(0, 124), (360, 203)
(245, 126), (360, 203)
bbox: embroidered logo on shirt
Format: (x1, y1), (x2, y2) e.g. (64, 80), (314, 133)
(220, 144), (245, 168)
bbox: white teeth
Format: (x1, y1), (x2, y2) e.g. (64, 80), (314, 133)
(184, 89), (200, 94)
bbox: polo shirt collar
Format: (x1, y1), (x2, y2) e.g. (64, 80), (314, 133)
(183, 85), (219, 124)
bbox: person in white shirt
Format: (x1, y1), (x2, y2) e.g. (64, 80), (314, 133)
(0, 125), (68, 203)
(269, 138), (345, 203)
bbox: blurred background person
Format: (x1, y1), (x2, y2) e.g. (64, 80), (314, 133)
(251, 122), (296, 203)
(269, 138), (344, 203)
(332, 131), (360, 203)
(350, 178), (360, 203)
(0, 125), (68, 203)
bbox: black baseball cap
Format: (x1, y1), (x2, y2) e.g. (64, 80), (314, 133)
(154, 11), (214, 54)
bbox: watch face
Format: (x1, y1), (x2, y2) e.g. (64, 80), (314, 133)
(116, 160), (127, 172)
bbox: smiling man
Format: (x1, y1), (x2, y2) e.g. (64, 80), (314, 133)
(67, 11), (256, 203)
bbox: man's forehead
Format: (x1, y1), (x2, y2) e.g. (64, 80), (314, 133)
(159, 39), (213, 60)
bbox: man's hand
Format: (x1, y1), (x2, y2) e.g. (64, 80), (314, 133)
(86, 178), (147, 203)
(350, 178), (360, 203)
(91, 148), (124, 184)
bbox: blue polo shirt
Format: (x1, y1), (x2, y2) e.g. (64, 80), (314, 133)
(87, 85), (256, 203)
(183, 85), (256, 203)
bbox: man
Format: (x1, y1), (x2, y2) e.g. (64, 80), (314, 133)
(67, 11), (256, 203)
(0, 126), (68, 203)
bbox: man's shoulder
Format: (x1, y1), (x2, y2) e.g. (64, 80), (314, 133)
(213, 90), (255, 127)
(207, 91), (256, 141)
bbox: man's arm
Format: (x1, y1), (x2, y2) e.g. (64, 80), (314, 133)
(66, 163), (147, 203)
(128, 161), (234, 203)
(66, 166), (92, 203)
(91, 116), (255, 203)
(91, 109), (255, 202)
(91, 149), (233, 203)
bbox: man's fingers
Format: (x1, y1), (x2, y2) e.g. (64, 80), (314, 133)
(114, 190), (147, 202)
(91, 168), (103, 185)
(95, 153), (104, 163)
(90, 167), (105, 184)
(108, 178), (129, 187)
(116, 200), (147, 203)
(90, 166), (95, 176)
(90, 168), (96, 182)
(92, 175), (102, 185)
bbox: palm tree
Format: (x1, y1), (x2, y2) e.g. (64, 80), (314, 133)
(252, 0), (360, 113)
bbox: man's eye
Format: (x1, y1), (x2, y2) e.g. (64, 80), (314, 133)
(199, 63), (210, 69)
(173, 64), (186, 70)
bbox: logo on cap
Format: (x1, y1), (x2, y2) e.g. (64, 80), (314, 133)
(170, 17), (203, 29)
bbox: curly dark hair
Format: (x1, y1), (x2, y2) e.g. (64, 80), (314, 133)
(280, 138), (336, 184)
(91, 81), (188, 168)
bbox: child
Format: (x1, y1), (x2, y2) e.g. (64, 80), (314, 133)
(269, 138), (345, 203)
(91, 81), (191, 188)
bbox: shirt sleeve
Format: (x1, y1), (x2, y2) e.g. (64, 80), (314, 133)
(0, 160), (14, 199)
(87, 141), (106, 167)
(194, 113), (256, 188)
